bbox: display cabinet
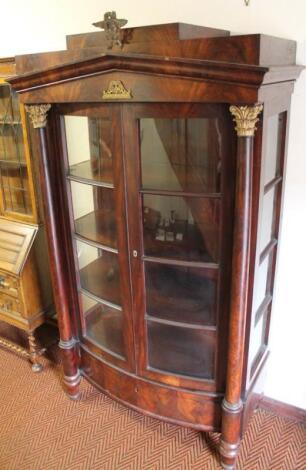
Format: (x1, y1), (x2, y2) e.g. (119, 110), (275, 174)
(0, 58), (38, 223)
(0, 58), (53, 368)
(9, 18), (304, 468)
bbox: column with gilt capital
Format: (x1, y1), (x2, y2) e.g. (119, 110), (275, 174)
(220, 104), (263, 469)
(26, 104), (81, 399)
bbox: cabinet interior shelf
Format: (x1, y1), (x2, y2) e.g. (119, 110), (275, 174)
(83, 303), (125, 360)
(80, 287), (122, 311)
(145, 314), (217, 331)
(79, 256), (121, 307)
(140, 188), (221, 198)
(147, 320), (215, 380)
(74, 209), (117, 250)
(145, 262), (217, 326)
(68, 160), (114, 188)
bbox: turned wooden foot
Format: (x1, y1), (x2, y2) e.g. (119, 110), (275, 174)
(220, 439), (239, 469)
(28, 331), (43, 373)
(59, 338), (81, 399)
(219, 399), (243, 469)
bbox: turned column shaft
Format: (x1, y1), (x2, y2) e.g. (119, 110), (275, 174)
(220, 104), (263, 470)
(226, 136), (252, 403)
(26, 105), (80, 399)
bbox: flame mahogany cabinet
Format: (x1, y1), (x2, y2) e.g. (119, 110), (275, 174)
(9, 20), (303, 469)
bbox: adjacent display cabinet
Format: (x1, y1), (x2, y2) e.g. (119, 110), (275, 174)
(0, 58), (53, 369)
(0, 58), (38, 223)
(9, 18), (304, 468)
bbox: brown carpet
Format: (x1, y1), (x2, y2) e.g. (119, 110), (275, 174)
(0, 346), (305, 470)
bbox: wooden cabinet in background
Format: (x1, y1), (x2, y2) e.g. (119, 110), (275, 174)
(0, 219), (53, 371)
(8, 17), (304, 468)
(0, 58), (39, 223)
(0, 58), (54, 369)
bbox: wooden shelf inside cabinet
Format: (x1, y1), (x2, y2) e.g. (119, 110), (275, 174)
(144, 261), (218, 326)
(74, 209), (117, 249)
(79, 255), (121, 307)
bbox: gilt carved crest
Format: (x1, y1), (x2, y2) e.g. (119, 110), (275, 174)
(102, 80), (132, 100)
(230, 104), (263, 137)
(93, 11), (127, 49)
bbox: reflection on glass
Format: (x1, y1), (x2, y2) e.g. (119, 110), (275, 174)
(140, 118), (221, 193)
(82, 293), (125, 357)
(253, 256), (270, 313)
(145, 262), (217, 325)
(143, 194), (219, 262)
(259, 187), (277, 253)
(264, 113), (285, 185)
(148, 321), (215, 379)
(70, 181), (117, 248)
(65, 116), (114, 185)
(249, 315), (265, 365)
(0, 85), (30, 215)
(76, 240), (121, 306)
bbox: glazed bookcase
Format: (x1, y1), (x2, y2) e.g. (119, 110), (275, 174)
(0, 58), (53, 370)
(0, 58), (38, 223)
(8, 20), (304, 468)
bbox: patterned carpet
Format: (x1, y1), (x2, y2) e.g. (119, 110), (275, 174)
(0, 344), (305, 470)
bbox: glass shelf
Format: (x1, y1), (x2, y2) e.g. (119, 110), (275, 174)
(68, 160), (114, 186)
(145, 262), (217, 326)
(77, 239), (121, 307)
(147, 320), (215, 379)
(70, 180), (117, 249)
(81, 292), (125, 358)
(142, 193), (220, 263)
(74, 209), (117, 250)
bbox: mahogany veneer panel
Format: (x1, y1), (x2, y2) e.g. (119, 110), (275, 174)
(66, 22), (230, 49)
(81, 347), (222, 431)
(15, 33), (296, 76)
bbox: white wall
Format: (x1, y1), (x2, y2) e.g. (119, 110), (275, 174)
(1, 0), (305, 409)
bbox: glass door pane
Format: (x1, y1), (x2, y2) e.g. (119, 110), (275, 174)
(143, 193), (220, 262)
(63, 111), (130, 364)
(65, 115), (114, 185)
(131, 109), (231, 386)
(140, 118), (221, 193)
(0, 84), (32, 216)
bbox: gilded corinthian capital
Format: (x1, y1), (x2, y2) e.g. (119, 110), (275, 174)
(230, 104), (263, 137)
(25, 104), (51, 129)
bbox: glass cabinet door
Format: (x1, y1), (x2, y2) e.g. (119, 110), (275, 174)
(124, 104), (235, 390)
(62, 108), (134, 369)
(0, 83), (34, 219)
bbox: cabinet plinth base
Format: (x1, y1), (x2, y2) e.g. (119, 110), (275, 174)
(80, 346), (222, 431)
